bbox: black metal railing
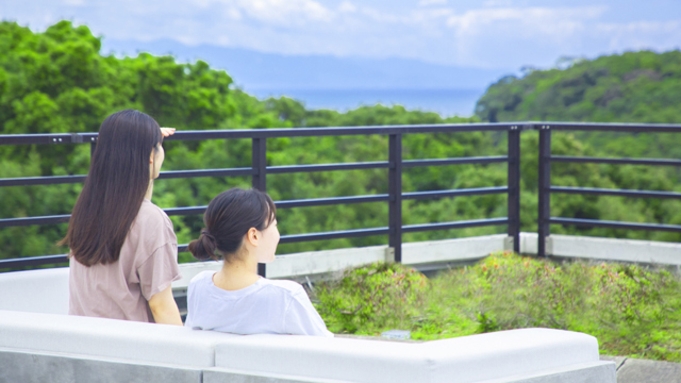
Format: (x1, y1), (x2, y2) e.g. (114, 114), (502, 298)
(537, 122), (681, 256)
(0, 123), (523, 274)
(4, 121), (680, 271)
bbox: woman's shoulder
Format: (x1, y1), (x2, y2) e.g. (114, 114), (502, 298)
(131, 200), (175, 237)
(189, 270), (215, 285)
(137, 200), (172, 224)
(260, 278), (306, 296)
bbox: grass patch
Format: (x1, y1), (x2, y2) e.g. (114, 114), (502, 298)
(313, 252), (681, 362)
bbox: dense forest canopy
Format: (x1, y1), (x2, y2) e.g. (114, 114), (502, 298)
(0, 21), (680, 263)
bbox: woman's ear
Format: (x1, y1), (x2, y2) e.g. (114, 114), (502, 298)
(149, 149), (154, 164)
(246, 227), (259, 247)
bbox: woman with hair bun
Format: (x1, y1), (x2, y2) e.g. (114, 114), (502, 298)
(62, 109), (182, 325)
(184, 188), (332, 337)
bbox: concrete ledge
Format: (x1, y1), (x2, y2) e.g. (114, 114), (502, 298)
(491, 361), (615, 383)
(203, 368), (344, 383)
(402, 234), (507, 265)
(614, 357), (681, 383)
(0, 348), (203, 383)
(547, 234), (681, 266)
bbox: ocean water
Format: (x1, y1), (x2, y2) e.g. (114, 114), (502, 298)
(247, 88), (484, 118)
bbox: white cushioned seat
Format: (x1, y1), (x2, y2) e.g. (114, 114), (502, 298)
(0, 268), (69, 314)
(213, 329), (607, 383)
(0, 310), (237, 367)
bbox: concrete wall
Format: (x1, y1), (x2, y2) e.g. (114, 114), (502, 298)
(538, 233), (681, 266)
(173, 234), (508, 290)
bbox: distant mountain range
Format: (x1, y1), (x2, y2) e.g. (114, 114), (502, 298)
(102, 39), (513, 92)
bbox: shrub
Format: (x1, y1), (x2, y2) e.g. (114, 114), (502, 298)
(314, 262), (428, 334)
(314, 253), (681, 361)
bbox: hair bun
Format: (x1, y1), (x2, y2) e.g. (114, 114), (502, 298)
(201, 229), (216, 243)
(188, 229), (218, 261)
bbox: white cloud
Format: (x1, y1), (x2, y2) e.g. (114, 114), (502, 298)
(61, 0), (85, 5)
(597, 20), (681, 34)
(2, 0), (680, 70)
(338, 1), (357, 13)
(418, 0), (447, 6)
(238, 0), (332, 24)
(482, 0), (513, 7)
(446, 6), (606, 37)
(595, 20), (681, 51)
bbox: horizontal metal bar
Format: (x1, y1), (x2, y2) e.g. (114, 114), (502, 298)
(403, 187), (508, 201)
(0, 214), (70, 228)
(551, 156), (681, 167)
(164, 195), (390, 217)
(403, 156), (508, 168)
(0, 162), (514, 188)
(0, 175), (86, 187)
(550, 217), (681, 232)
(0, 124), (524, 146)
(0, 168), (254, 188)
(158, 168), (253, 179)
(0, 187), (506, 227)
(537, 122), (681, 133)
(402, 217), (509, 233)
(276, 195), (389, 209)
(5, 122), (681, 146)
(550, 186), (681, 200)
(0, 133), (83, 146)
(0, 207), (209, 226)
(178, 227), (391, 250)
(164, 206), (207, 216)
(166, 123), (520, 141)
(278, 227), (390, 243)
(0, 254), (69, 269)
(268, 161), (389, 174)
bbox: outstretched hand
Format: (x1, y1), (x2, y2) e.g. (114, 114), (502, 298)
(160, 127), (176, 138)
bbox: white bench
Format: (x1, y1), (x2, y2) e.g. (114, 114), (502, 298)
(0, 309), (615, 383)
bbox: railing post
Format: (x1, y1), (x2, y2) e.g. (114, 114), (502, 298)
(507, 126), (521, 253)
(388, 134), (403, 263)
(538, 126), (552, 257)
(90, 137), (97, 157)
(252, 137), (267, 277)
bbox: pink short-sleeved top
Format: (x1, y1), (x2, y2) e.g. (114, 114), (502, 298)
(68, 199), (181, 322)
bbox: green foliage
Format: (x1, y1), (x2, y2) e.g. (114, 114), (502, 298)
(1, 21), (681, 262)
(314, 254), (681, 361)
(314, 262), (428, 334)
(477, 50), (681, 241)
(1, 21), (499, 261)
(476, 50), (681, 124)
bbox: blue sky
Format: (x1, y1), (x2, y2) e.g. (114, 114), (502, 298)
(2, 0), (680, 71)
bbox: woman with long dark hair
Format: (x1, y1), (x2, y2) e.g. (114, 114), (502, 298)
(62, 109), (182, 325)
(184, 188), (332, 336)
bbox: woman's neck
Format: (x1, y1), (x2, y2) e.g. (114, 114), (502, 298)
(144, 179), (154, 200)
(214, 256), (260, 291)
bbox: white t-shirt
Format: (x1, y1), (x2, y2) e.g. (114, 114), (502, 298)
(184, 271), (333, 337)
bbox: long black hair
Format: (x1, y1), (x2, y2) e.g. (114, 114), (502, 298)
(61, 109), (162, 266)
(189, 188), (276, 262)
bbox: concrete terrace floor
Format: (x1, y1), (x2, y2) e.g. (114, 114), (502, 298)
(601, 356), (681, 383)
